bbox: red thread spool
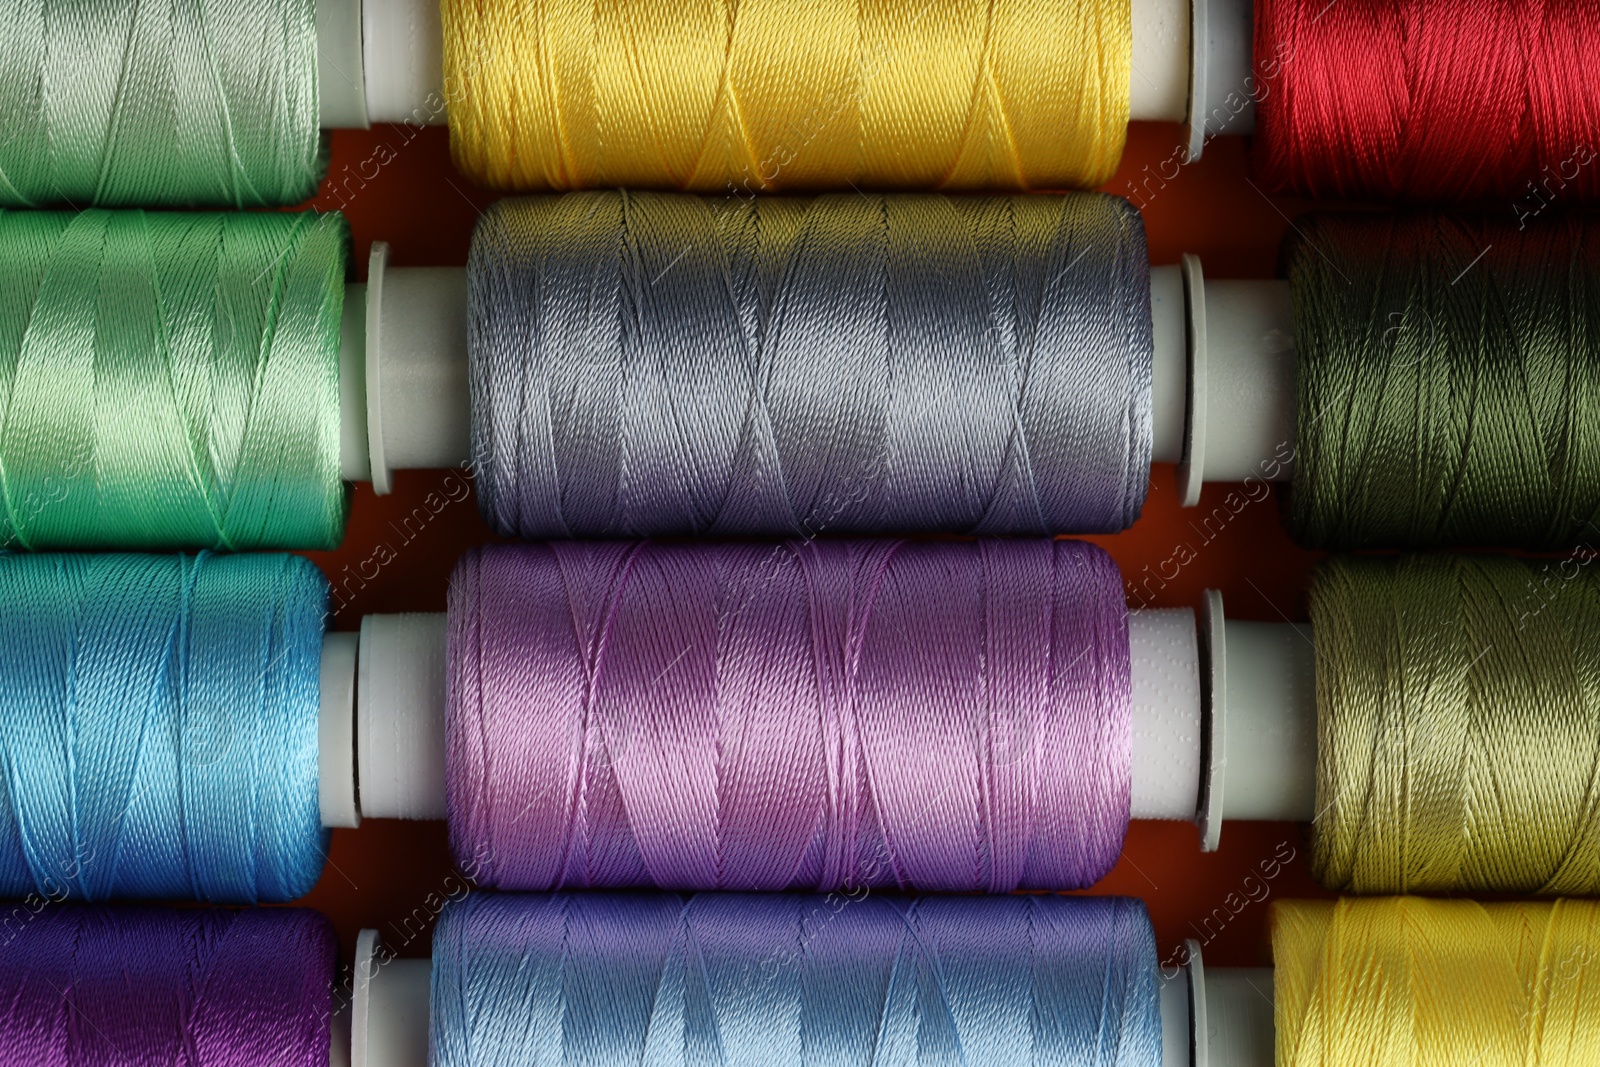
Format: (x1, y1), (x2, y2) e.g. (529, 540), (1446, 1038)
(1252, 0), (1600, 205)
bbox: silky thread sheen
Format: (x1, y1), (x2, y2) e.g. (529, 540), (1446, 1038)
(442, 0), (1130, 194)
(0, 553), (330, 903)
(0, 0), (326, 207)
(1288, 212), (1600, 551)
(0, 905), (335, 1067)
(470, 191), (1153, 539)
(0, 210), (349, 550)
(1274, 897), (1600, 1067)
(1253, 0), (1600, 202)
(431, 892), (1162, 1067)
(1310, 554), (1600, 895)
(448, 538), (1131, 893)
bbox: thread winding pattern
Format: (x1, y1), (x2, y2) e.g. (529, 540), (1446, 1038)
(1288, 212), (1600, 551)
(0, 553), (330, 903)
(1274, 897), (1600, 1066)
(0, 0), (325, 207)
(1253, 0), (1600, 202)
(431, 892), (1161, 1067)
(0, 905), (335, 1067)
(1310, 554), (1600, 895)
(469, 191), (1152, 539)
(447, 539), (1131, 892)
(441, 0), (1130, 194)
(0, 210), (349, 550)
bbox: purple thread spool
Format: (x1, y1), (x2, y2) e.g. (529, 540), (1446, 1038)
(447, 538), (1132, 892)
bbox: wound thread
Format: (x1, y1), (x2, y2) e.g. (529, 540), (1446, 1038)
(1310, 553), (1600, 895)
(1287, 212), (1600, 551)
(0, 553), (330, 903)
(441, 0), (1131, 194)
(1253, 0), (1600, 202)
(0, 0), (326, 207)
(0, 209), (349, 551)
(431, 892), (1162, 1067)
(447, 538), (1132, 893)
(0, 905), (336, 1067)
(1274, 897), (1600, 1067)
(469, 191), (1153, 539)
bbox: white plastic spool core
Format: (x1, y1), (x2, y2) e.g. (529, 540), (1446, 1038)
(352, 930), (432, 1067)
(357, 613), (450, 820)
(317, 0), (368, 129)
(358, 245), (472, 493)
(1167, 256), (1296, 507)
(1129, 609), (1203, 820)
(319, 633), (361, 828)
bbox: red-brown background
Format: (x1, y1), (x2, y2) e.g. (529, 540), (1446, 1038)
(294, 122), (1334, 970)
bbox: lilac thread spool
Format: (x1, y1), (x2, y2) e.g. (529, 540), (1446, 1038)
(447, 538), (1132, 892)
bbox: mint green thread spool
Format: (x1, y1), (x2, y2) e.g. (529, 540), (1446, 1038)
(0, 0), (325, 207)
(0, 210), (349, 550)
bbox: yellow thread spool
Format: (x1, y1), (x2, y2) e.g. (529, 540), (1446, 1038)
(1274, 897), (1600, 1067)
(442, 0), (1131, 194)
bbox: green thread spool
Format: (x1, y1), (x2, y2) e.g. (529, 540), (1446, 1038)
(0, 0), (325, 207)
(1288, 213), (1600, 551)
(0, 209), (348, 550)
(1311, 553), (1600, 895)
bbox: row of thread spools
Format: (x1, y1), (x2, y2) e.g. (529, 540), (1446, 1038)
(5, 1), (1600, 1067)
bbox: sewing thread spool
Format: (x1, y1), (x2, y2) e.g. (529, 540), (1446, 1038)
(1253, 0), (1600, 202)
(0, 209), (349, 550)
(447, 538), (1131, 892)
(469, 190), (1153, 538)
(1310, 553), (1600, 895)
(1287, 211), (1600, 551)
(430, 891), (1162, 1067)
(441, 0), (1131, 194)
(1274, 897), (1600, 1066)
(0, 0), (325, 207)
(0, 552), (330, 903)
(0, 904), (336, 1067)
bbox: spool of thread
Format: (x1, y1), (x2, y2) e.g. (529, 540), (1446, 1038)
(469, 190), (1153, 538)
(0, 209), (349, 550)
(0, 904), (336, 1067)
(440, 0), (1131, 194)
(0, 0), (325, 207)
(0, 552), (330, 903)
(430, 891), (1161, 1067)
(1274, 897), (1600, 1066)
(1309, 553), (1600, 895)
(1287, 211), (1600, 551)
(1253, 0), (1600, 202)
(447, 538), (1131, 892)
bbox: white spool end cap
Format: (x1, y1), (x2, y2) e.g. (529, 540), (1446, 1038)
(319, 633), (361, 829)
(1197, 591), (1318, 850)
(358, 613), (450, 820)
(316, 0), (368, 128)
(1200, 967), (1275, 1067)
(1190, 0), (1257, 148)
(353, 930), (432, 1067)
(1149, 265), (1188, 465)
(1177, 256), (1296, 505)
(362, 0), (448, 125)
(1129, 608), (1203, 821)
(360, 245), (472, 493)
